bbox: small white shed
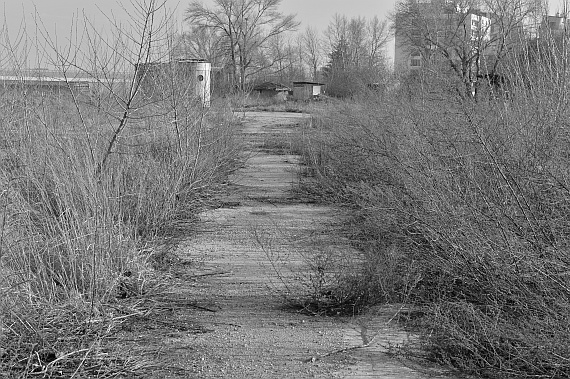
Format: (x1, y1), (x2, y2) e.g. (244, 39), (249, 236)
(292, 81), (324, 100)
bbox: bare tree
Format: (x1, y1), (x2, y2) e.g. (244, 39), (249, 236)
(302, 26), (323, 80)
(347, 17), (367, 67)
(185, 0), (299, 90)
(294, 34), (306, 80)
(174, 26), (227, 67)
(367, 16), (390, 67)
(325, 14), (348, 49)
(394, 0), (540, 98)
(485, 0), (544, 73)
(322, 14), (391, 97)
(266, 32), (288, 81)
(325, 14), (390, 70)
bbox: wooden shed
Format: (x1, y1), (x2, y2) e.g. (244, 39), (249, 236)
(252, 81), (290, 100)
(292, 81), (324, 100)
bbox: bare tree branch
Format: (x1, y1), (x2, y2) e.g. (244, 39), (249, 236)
(394, 0), (540, 98)
(185, 0), (299, 90)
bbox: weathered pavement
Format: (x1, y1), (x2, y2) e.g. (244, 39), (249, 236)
(142, 111), (460, 378)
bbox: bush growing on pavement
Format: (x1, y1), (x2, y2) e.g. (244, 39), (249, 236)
(297, 51), (570, 378)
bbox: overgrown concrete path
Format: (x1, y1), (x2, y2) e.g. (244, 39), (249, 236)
(144, 112), (459, 378)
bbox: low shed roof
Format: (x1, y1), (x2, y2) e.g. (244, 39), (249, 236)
(292, 81), (325, 86)
(252, 81), (290, 91)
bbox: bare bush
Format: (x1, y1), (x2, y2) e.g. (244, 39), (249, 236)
(0, 1), (240, 376)
(297, 37), (570, 379)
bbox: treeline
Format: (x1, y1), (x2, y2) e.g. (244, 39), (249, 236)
(179, 0), (391, 96)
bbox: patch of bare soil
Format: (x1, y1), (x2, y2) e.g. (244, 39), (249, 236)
(115, 111), (462, 378)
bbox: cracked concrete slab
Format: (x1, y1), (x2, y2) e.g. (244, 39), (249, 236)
(131, 111), (464, 379)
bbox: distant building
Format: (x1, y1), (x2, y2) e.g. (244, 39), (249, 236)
(0, 69), (107, 94)
(252, 82), (290, 101)
(292, 81), (324, 100)
(394, 2), (493, 71)
(135, 59), (211, 107)
(394, 0), (535, 73)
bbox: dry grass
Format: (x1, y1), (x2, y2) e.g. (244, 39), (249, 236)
(0, 3), (244, 375)
(0, 84), (240, 376)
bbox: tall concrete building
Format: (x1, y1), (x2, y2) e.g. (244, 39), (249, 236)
(394, 0), (544, 73)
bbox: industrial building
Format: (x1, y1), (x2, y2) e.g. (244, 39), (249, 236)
(0, 70), (100, 93)
(135, 59), (212, 107)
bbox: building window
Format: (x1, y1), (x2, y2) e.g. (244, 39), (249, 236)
(410, 29), (422, 45)
(410, 51), (421, 67)
(435, 31), (441, 43)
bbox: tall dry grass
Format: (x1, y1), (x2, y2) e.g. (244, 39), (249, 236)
(0, 87), (239, 377)
(296, 39), (570, 378)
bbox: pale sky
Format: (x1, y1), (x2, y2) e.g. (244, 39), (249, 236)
(3, 0), (563, 36)
(3, 1), (399, 33)
(2, 0), (399, 67)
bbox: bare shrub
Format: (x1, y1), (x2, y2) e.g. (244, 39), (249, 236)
(297, 48), (570, 378)
(0, 1), (240, 376)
